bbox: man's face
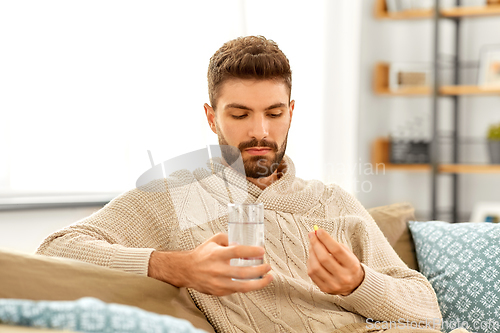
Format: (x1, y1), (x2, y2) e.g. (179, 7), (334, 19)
(205, 78), (294, 179)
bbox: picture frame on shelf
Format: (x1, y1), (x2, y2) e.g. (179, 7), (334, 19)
(389, 63), (432, 92)
(386, 0), (433, 12)
(400, 0), (412, 10)
(461, 0), (487, 6)
(441, 0), (487, 8)
(411, 0), (433, 10)
(470, 202), (500, 223)
(478, 44), (500, 88)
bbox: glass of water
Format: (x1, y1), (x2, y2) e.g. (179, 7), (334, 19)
(228, 203), (265, 277)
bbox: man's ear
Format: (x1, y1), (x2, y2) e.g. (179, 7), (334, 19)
(288, 100), (295, 126)
(204, 103), (217, 134)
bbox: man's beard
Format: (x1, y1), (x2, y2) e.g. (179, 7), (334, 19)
(216, 126), (288, 179)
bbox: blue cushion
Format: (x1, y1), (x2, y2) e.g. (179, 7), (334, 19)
(0, 297), (208, 333)
(409, 221), (500, 333)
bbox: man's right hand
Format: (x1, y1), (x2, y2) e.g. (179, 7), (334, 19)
(148, 233), (273, 296)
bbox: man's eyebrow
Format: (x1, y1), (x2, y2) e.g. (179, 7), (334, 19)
(224, 102), (287, 111)
(264, 102), (287, 111)
(224, 103), (252, 111)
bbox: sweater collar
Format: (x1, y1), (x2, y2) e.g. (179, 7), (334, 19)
(205, 155), (325, 214)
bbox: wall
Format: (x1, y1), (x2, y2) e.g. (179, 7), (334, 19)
(0, 206), (103, 254)
(357, 1), (500, 221)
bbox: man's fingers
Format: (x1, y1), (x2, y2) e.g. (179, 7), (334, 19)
(309, 232), (344, 275)
(308, 244), (339, 294)
(220, 244), (265, 261)
(210, 232), (229, 246)
(308, 242), (342, 285)
(230, 273), (274, 294)
(315, 229), (353, 267)
(309, 272), (330, 293)
(226, 264), (272, 280)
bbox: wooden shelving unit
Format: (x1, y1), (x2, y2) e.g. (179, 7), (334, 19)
(372, 138), (500, 174)
(375, 0), (500, 19)
(374, 62), (500, 96)
(373, 0), (500, 221)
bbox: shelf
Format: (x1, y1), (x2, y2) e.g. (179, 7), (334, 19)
(376, 85), (500, 96)
(373, 63), (500, 96)
(440, 85), (500, 95)
(379, 163), (500, 173)
(375, 0), (500, 19)
(441, 5), (500, 18)
(383, 164), (432, 172)
(375, 87), (432, 96)
(439, 164), (500, 173)
(371, 137), (500, 174)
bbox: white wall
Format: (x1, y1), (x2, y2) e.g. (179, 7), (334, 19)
(0, 206), (103, 254)
(357, 1), (500, 221)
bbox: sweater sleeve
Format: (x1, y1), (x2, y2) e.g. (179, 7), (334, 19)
(328, 185), (442, 327)
(36, 188), (173, 276)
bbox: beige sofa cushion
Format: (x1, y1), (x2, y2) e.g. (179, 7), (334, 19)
(0, 248), (214, 333)
(392, 223), (419, 271)
(367, 202), (419, 270)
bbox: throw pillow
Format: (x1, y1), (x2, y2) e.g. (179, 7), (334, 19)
(409, 221), (500, 333)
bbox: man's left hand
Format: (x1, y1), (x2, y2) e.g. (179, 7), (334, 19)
(307, 228), (365, 296)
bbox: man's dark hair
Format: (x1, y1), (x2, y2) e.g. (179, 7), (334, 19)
(207, 35), (292, 110)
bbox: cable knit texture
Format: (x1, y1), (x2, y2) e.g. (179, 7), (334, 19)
(37, 155), (442, 333)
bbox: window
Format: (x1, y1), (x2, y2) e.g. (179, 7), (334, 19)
(1, 0), (361, 201)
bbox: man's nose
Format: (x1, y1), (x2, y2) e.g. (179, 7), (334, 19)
(248, 113), (270, 140)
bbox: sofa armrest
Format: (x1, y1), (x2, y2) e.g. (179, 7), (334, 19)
(0, 248), (214, 333)
(367, 202), (419, 270)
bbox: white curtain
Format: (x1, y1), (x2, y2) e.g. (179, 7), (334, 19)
(321, 0), (362, 194)
(0, 0), (361, 196)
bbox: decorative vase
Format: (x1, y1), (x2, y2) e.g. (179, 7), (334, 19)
(488, 140), (500, 164)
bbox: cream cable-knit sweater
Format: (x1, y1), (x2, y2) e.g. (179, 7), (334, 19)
(37, 155), (442, 333)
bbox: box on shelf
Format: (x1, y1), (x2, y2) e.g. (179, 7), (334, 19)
(389, 63), (432, 92)
(390, 139), (431, 164)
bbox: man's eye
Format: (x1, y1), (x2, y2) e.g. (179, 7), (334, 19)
(269, 113), (282, 118)
(232, 115), (247, 119)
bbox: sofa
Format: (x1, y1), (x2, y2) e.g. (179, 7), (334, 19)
(0, 202), (496, 332)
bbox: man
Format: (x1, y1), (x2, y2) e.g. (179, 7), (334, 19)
(38, 36), (444, 332)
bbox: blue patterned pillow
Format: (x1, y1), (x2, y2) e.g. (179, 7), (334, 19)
(0, 297), (208, 333)
(409, 221), (500, 333)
